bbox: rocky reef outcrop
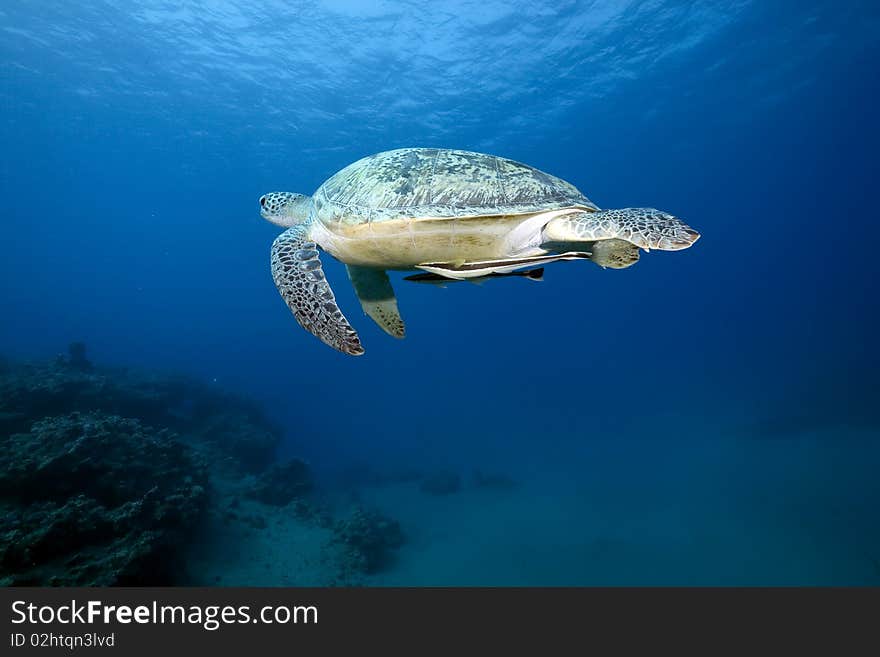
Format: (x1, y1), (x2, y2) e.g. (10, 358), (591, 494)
(0, 346), (276, 585)
(244, 459), (313, 506)
(0, 344), (405, 586)
(332, 506), (405, 576)
(0, 413), (206, 585)
(0, 346), (280, 471)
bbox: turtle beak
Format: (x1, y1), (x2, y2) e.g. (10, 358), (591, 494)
(259, 195), (279, 223)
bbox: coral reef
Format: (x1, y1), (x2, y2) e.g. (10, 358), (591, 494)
(245, 459), (313, 506)
(0, 350), (283, 585)
(66, 341), (92, 372)
(0, 346), (407, 585)
(0, 355), (281, 469)
(0, 413), (204, 507)
(0, 413), (206, 585)
(332, 506), (405, 575)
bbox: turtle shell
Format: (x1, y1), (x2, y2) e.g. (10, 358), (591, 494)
(312, 148), (598, 226)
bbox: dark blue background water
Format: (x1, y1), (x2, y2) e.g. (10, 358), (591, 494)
(2, 1), (878, 583)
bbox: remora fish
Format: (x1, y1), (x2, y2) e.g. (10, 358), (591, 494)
(404, 267), (544, 288)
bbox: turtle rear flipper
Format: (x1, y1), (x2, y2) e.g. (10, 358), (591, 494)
(271, 226), (364, 356)
(346, 265), (405, 339)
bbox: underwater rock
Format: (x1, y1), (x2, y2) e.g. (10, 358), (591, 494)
(241, 514), (268, 530)
(66, 341), (92, 372)
(288, 499), (334, 529)
(0, 360), (95, 435)
(188, 410), (279, 473)
(0, 412), (207, 586)
(0, 356), (281, 469)
(332, 506), (405, 574)
(0, 351), (408, 586)
(244, 458), (313, 506)
(0, 412), (205, 506)
(420, 471), (462, 495)
(0, 410), (26, 437)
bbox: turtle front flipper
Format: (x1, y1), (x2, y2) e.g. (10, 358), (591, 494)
(346, 265), (405, 339)
(271, 226), (364, 356)
(543, 208), (700, 251)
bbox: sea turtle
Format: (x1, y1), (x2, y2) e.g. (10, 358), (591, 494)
(260, 148), (699, 356)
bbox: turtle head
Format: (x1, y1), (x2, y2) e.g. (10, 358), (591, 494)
(259, 192), (311, 228)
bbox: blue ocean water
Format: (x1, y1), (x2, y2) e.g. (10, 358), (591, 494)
(1, 1), (878, 585)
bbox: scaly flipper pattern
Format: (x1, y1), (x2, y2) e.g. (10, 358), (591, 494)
(271, 226), (364, 355)
(544, 208), (700, 251)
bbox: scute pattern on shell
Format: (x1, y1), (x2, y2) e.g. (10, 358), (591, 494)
(313, 148), (598, 225)
(271, 226), (363, 355)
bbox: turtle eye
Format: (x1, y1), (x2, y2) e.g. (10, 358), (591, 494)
(260, 195), (267, 208)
